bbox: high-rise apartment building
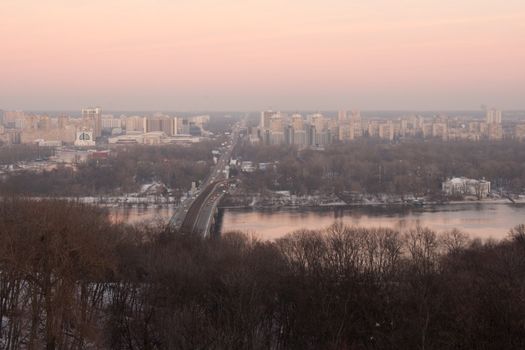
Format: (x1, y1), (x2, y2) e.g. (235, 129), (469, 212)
(293, 129), (306, 147)
(368, 121), (379, 137)
(305, 124), (316, 147)
(82, 107), (102, 138)
(432, 122), (448, 140)
(177, 118), (190, 135)
(145, 115), (176, 136)
(515, 124), (525, 141)
(379, 121), (394, 140)
(260, 110), (276, 129)
(269, 115), (284, 133)
(487, 123), (503, 140)
(486, 108), (502, 124)
(351, 110), (361, 123)
(250, 108), (515, 149)
(4, 111), (25, 125)
(350, 110), (362, 137)
(291, 114), (304, 131)
(270, 131), (285, 145)
(171, 116), (179, 135)
(339, 123), (354, 142)
(101, 116), (122, 129)
(311, 114), (326, 132)
(125, 116), (146, 133)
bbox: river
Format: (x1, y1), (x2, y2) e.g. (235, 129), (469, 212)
(218, 203), (525, 241)
(107, 202), (525, 241)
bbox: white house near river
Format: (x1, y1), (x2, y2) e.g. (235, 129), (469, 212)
(442, 177), (491, 198)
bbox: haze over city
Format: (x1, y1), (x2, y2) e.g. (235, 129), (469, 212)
(1, 0), (525, 110)
(2, 1), (525, 349)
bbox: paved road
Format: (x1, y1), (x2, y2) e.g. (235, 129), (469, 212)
(179, 180), (228, 235)
(192, 181), (229, 235)
(170, 124), (239, 235)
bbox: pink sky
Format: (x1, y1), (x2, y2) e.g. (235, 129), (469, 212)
(1, 0), (524, 110)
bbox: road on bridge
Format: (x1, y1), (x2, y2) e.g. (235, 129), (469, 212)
(170, 123), (239, 235)
(179, 180), (228, 235)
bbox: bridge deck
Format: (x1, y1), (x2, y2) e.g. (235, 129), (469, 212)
(179, 180), (220, 234)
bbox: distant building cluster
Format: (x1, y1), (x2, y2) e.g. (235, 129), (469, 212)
(0, 108), (210, 147)
(106, 113), (209, 145)
(250, 108), (522, 148)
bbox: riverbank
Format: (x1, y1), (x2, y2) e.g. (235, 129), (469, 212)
(10, 195), (180, 206)
(219, 196), (525, 210)
(6, 190), (525, 210)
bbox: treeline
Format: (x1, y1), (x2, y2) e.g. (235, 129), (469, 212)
(0, 145), (54, 164)
(1, 198), (525, 349)
(0, 143), (216, 196)
(235, 140), (525, 195)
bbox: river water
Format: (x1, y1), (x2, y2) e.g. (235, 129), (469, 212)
(218, 203), (525, 241)
(107, 202), (525, 241)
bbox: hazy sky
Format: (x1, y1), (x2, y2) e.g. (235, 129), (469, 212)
(1, 0), (524, 111)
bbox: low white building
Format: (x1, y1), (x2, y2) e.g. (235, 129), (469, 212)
(241, 161), (255, 172)
(101, 116), (122, 129)
(442, 177), (491, 198)
(34, 139), (62, 147)
(143, 131), (166, 145)
(108, 133), (144, 145)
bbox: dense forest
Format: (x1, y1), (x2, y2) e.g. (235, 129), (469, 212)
(1, 198), (525, 349)
(235, 140), (525, 196)
(4, 139), (525, 199)
(0, 142), (218, 196)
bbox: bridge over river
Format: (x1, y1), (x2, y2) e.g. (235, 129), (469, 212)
(169, 125), (238, 236)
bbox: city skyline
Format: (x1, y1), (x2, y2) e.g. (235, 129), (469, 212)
(1, 0), (525, 110)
